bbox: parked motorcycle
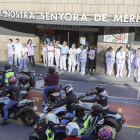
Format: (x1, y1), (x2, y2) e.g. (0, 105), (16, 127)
(18, 67), (36, 99)
(0, 94), (38, 126)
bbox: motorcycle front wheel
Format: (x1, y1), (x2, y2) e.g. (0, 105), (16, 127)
(21, 109), (37, 126)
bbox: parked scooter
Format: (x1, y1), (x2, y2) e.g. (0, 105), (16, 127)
(0, 92), (38, 126)
(18, 67), (36, 99)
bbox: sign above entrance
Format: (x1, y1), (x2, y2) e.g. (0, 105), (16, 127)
(36, 24), (81, 31)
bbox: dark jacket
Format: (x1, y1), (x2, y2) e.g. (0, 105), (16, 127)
(1, 69), (15, 86)
(53, 91), (78, 113)
(0, 83), (20, 101)
(82, 91), (109, 109)
(44, 73), (59, 86)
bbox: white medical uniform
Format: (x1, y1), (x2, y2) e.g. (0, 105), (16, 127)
(7, 43), (14, 65)
(105, 50), (115, 75)
(116, 51), (126, 77)
(68, 48), (77, 72)
(13, 42), (22, 66)
(42, 46), (48, 66)
(55, 46), (61, 68)
(76, 48), (82, 71)
(59, 45), (69, 71)
(48, 46), (54, 66)
(20, 47), (28, 68)
(80, 49), (87, 75)
(127, 50), (136, 77)
(135, 53), (140, 82)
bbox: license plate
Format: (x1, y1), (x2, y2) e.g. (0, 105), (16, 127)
(124, 122), (127, 127)
(33, 106), (37, 111)
(53, 92), (59, 96)
(21, 90), (27, 94)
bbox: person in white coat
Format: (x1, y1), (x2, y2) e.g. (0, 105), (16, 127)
(42, 41), (48, 66)
(68, 44), (77, 72)
(13, 38), (22, 67)
(135, 48), (140, 82)
(55, 41), (61, 68)
(7, 39), (14, 65)
(116, 46), (126, 77)
(126, 45), (136, 78)
(80, 45), (87, 75)
(48, 42), (54, 67)
(20, 44), (28, 68)
(76, 44), (82, 72)
(105, 47), (115, 76)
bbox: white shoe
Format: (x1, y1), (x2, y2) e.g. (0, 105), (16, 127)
(116, 75), (119, 77)
(131, 76), (134, 79)
(127, 75), (130, 78)
(42, 102), (45, 106)
(120, 75), (123, 77)
(72, 71), (74, 73)
(81, 73), (85, 75)
(68, 71), (71, 72)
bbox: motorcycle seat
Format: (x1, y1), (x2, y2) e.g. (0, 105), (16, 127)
(48, 88), (59, 93)
(107, 109), (117, 114)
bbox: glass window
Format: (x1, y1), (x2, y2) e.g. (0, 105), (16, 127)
(134, 28), (140, 41)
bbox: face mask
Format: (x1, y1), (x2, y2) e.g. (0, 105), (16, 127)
(121, 49), (124, 51)
(44, 42), (46, 44)
(29, 41), (31, 44)
(63, 44), (65, 46)
(130, 47), (133, 50)
(16, 41), (18, 44)
(72, 46), (74, 48)
(22, 46), (24, 48)
(137, 51), (139, 54)
(109, 51), (112, 52)
(81, 46), (83, 48)
(73, 110), (76, 116)
(9, 41), (11, 44)
(51, 44), (53, 46)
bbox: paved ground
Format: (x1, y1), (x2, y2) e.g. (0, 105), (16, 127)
(0, 90), (140, 140)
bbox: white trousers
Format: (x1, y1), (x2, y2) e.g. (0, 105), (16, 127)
(136, 67), (140, 81)
(116, 63), (125, 76)
(106, 63), (114, 75)
(8, 54), (13, 65)
(60, 57), (67, 70)
(14, 54), (21, 66)
(77, 59), (81, 71)
(43, 53), (47, 66)
(20, 56), (27, 68)
(48, 57), (54, 66)
(81, 61), (86, 74)
(55, 54), (60, 67)
(128, 62), (135, 77)
(69, 61), (75, 72)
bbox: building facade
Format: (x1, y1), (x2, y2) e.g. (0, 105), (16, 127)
(0, 0), (140, 75)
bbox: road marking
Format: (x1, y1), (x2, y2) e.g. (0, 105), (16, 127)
(36, 112), (45, 115)
(118, 108), (122, 113)
(32, 97), (42, 99)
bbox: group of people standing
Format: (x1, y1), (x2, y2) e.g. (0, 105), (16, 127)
(42, 40), (96, 75)
(105, 45), (140, 82)
(7, 38), (36, 68)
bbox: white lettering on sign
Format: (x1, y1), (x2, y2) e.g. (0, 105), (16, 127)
(0, 10), (139, 23)
(42, 24), (81, 31)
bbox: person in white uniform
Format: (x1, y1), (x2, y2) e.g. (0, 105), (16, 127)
(135, 48), (140, 82)
(13, 38), (22, 67)
(80, 45), (87, 75)
(105, 47), (115, 76)
(7, 39), (14, 65)
(55, 41), (61, 68)
(42, 43), (48, 67)
(68, 44), (77, 72)
(76, 44), (82, 72)
(20, 44), (28, 68)
(126, 45), (136, 78)
(116, 46), (126, 77)
(48, 42), (54, 67)
(56, 41), (69, 71)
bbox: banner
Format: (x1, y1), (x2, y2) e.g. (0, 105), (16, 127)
(104, 27), (128, 43)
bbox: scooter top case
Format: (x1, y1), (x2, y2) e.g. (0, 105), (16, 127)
(18, 74), (30, 84)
